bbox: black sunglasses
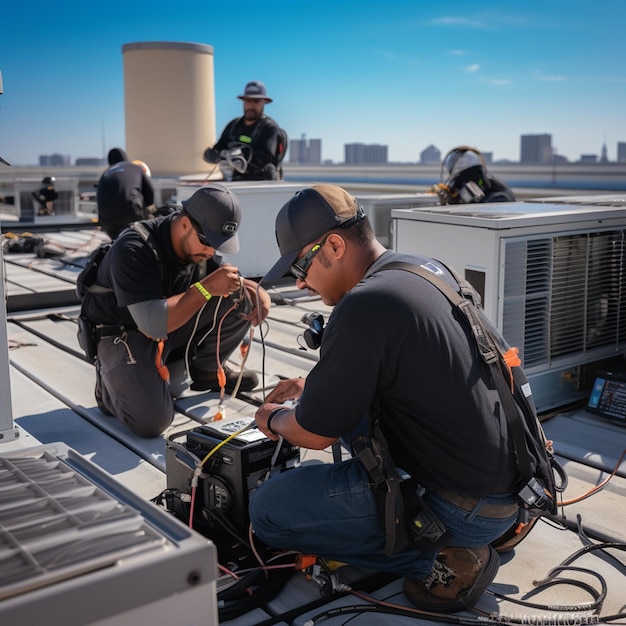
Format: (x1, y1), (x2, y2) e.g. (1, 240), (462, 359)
(289, 233), (330, 281)
(184, 211), (211, 247)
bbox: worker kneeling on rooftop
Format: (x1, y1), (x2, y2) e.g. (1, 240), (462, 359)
(251, 183), (553, 613)
(79, 183), (271, 437)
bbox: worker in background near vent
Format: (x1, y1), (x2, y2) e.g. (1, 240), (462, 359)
(32, 176), (58, 215)
(204, 80), (286, 181)
(434, 145), (516, 205)
(251, 184), (523, 614)
(96, 147), (155, 240)
(80, 184), (270, 437)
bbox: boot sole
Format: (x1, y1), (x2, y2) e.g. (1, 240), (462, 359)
(403, 545), (500, 614)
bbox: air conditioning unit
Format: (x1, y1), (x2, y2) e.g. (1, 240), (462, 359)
(0, 443), (218, 626)
(391, 201), (626, 412)
(354, 192), (439, 248)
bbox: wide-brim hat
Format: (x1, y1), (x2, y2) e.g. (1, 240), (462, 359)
(237, 80), (273, 103)
(262, 185), (365, 283)
(181, 184), (241, 254)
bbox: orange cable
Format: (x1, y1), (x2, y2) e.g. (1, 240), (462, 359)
(560, 447), (626, 506)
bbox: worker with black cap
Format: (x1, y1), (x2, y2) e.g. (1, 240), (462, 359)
(204, 80), (286, 181)
(250, 184), (525, 614)
(80, 183), (271, 437)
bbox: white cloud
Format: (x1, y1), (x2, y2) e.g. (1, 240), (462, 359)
(537, 75), (567, 82)
(431, 16), (489, 29)
(466, 64), (480, 72)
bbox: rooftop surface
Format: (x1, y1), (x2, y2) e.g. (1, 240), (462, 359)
(1, 225), (625, 625)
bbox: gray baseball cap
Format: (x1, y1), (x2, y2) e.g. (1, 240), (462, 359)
(181, 184), (241, 254)
(263, 185), (365, 283)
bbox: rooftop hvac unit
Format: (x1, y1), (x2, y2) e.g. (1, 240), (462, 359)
(354, 192), (439, 248)
(0, 443), (218, 626)
(14, 177), (79, 222)
(175, 183), (439, 276)
(391, 201), (626, 412)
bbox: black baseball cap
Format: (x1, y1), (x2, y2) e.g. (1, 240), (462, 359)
(262, 185), (365, 283)
(181, 184), (241, 254)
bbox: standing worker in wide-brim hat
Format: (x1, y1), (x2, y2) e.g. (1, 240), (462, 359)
(204, 80), (287, 181)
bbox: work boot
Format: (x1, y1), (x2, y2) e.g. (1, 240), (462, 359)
(403, 545), (499, 613)
(190, 367), (259, 393)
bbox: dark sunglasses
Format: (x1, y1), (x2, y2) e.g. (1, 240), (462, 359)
(184, 212), (211, 247)
(289, 233), (330, 281)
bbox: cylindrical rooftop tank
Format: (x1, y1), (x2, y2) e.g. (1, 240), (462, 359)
(122, 41), (215, 176)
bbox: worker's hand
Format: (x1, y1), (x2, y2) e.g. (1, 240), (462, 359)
(203, 264), (241, 297)
(255, 403), (285, 441)
(265, 378), (304, 404)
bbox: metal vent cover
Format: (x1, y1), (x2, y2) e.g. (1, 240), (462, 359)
(503, 228), (626, 371)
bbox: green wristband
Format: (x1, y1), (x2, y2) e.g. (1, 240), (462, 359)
(193, 281), (212, 301)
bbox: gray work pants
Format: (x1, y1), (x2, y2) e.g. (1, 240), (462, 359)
(95, 297), (250, 437)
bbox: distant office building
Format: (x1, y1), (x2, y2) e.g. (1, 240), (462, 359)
(289, 136), (322, 164)
(618, 142), (626, 163)
(344, 143), (388, 164)
(39, 153), (71, 166)
(75, 157), (107, 166)
(579, 154), (598, 164)
(420, 145), (441, 164)
(520, 134), (552, 164)
(482, 151), (493, 165)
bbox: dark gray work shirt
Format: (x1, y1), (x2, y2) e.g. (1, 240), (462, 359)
(296, 250), (519, 497)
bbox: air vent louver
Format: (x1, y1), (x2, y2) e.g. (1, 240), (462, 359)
(503, 229), (626, 370)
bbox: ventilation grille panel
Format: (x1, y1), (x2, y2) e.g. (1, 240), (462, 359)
(503, 229), (626, 370)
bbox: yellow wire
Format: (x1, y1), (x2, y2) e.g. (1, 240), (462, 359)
(198, 420), (255, 468)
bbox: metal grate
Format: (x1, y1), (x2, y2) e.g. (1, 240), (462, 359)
(503, 229), (626, 369)
(0, 449), (167, 601)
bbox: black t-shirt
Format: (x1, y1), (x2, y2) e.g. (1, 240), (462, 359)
(81, 213), (216, 326)
(214, 115), (279, 179)
(296, 250), (519, 497)
(96, 161), (154, 211)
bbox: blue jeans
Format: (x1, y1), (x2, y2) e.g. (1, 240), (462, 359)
(249, 458), (518, 579)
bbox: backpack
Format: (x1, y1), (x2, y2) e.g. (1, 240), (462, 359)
(75, 223), (162, 363)
(274, 126), (288, 170)
(76, 222), (160, 300)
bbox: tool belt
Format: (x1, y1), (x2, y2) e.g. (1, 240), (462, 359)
(77, 316), (134, 363)
(95, 323), (129, 339)
(352, 433), (450, 556)
(436, 491), (519, 519)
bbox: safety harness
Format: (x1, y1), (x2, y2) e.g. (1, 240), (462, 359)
(352, 261), (565, 555)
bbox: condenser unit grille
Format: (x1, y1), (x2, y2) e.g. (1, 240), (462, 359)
(503, 228), (626, 370)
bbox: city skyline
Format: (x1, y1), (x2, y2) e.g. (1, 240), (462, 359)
(1, 1), (625, 166)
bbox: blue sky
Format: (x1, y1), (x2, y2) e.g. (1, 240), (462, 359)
(1, 1), (625, 165)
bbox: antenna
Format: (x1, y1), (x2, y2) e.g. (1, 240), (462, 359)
(101, 115), (106, 160)
(0, 70), (11, 166)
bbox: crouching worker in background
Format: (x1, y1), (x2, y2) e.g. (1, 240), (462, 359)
(79, 184), (271, 437)
(251, 184), (525, 613)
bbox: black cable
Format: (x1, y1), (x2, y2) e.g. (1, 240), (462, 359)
(218, 567), (292, 622)
(576, 515), (626, 574)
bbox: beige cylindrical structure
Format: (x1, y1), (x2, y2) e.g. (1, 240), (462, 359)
(123, 41), (215, 176)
